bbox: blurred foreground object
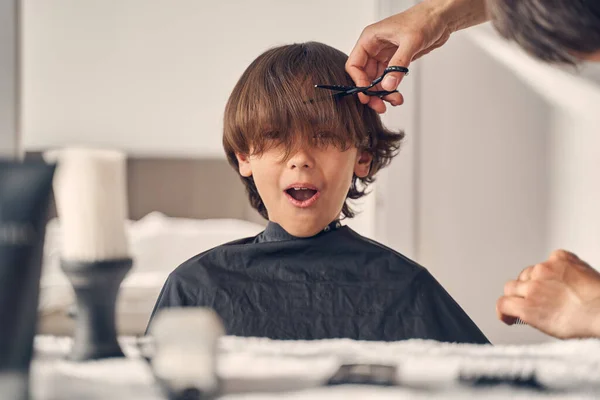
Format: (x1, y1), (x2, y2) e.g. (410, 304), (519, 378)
(147, 308), (225, 400)
(45, 147), (132, 361)
(0, 161), (55, 400)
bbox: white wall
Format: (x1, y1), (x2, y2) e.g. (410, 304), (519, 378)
(0, 0), (18, 158)
(412, 25), (600, 344)
(21, 0), (377, 157)
(416, 28), (554, 345)
(375, 0), (419, 258)
(548, 111), (600, 267)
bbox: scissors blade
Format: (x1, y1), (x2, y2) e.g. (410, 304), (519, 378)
(314, 84), (354, 91)
(305, 91), (352, 104)
(363, 89), (399, 98)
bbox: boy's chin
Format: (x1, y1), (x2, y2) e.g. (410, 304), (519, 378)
(280, 218), (332, 238)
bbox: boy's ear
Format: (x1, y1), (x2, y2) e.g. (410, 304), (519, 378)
(354, 151), (372, 178)
(235, 153), (253, 177)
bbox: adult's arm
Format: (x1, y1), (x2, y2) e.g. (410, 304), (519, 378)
(346, 0), (488, 113)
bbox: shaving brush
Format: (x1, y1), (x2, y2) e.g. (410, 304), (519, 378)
(45, 147), (131, 361)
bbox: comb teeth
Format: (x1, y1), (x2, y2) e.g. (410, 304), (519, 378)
(514, 318), (527, 325)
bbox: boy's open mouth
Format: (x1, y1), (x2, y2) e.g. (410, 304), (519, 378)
(284, 184), (320, 208)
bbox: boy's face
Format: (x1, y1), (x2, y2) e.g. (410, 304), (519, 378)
(236, 140), (372, 237)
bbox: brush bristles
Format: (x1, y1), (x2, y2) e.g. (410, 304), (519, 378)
(44, 147), (130, 262)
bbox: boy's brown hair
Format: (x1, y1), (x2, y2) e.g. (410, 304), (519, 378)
(223, 42), (404, 219)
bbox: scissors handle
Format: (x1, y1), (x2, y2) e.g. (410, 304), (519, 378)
(370, 66), (409, 87)
(312, 66), (408, 102)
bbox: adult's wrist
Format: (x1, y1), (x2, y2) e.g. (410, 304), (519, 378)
(425, 0), (488, 34)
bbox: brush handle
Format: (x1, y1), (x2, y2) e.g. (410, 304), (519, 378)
(61, 258), (132, 361)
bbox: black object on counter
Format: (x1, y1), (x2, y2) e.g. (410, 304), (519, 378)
(61, 258), (132, 361)
(0, 160), (56, 400)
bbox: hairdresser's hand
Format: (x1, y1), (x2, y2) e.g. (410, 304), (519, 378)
(346, 2), (450, 113)
(346, 0), (487, 113)
(497, 250), (600, 339)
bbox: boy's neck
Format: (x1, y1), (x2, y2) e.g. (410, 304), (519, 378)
(266, 219), (342, 239)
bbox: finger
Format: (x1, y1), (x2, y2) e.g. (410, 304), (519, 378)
(495, 302), (515, 324)
(381, 92), (404, 106)
(365, 58), (380, 85)
(346, 43), (371, 87)
(375, 61), (387, 81)
(368, 96), (387, 114)
(496, 295), (529, 325)
(531, 262), (558, 280)
(372, 62), (403, 106)
(357, 92), (370, 105)
(503, 280), (529, 297)
(347, 45), (374, 105)
(359, 58), (381, 106)
(518, 266), (534, 281)
(381, 45), (417, 91)
(549, 249), (579, 262)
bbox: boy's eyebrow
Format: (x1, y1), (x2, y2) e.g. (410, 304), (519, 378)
(311, 66), (409, 102)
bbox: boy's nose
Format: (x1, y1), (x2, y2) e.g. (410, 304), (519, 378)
(287, 149), (314, 169)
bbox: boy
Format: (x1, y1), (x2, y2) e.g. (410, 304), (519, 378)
(148, 42), (488, 344)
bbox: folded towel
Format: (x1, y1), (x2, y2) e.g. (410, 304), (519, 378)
(33, 335), (600, 399)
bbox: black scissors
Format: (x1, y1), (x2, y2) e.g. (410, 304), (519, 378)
(314, 66), (409, 101)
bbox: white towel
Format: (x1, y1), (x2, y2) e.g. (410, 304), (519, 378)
(33, 335), (600, 399)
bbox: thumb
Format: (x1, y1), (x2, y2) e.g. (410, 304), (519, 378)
(381, 47), (415, 91)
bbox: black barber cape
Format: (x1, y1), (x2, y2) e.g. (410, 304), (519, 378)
(148, 221), (489, 344)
